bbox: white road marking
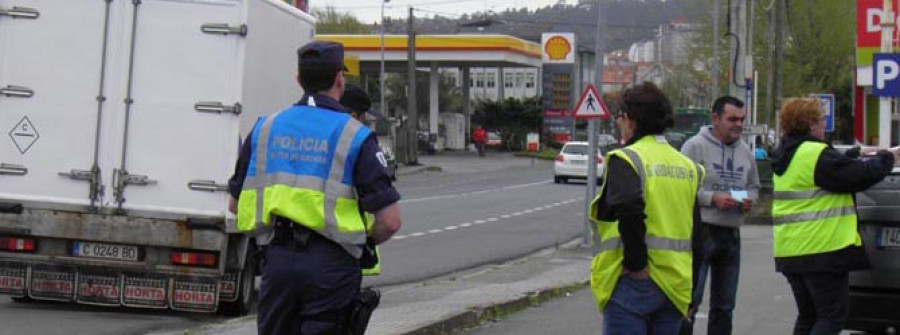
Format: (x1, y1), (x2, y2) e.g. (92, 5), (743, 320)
(400, 181), (554, 204)
(393, 197), (587, 240)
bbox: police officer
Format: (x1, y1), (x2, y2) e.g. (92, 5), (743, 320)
(589, 82), (704, 334)
(340, 84), (378, 123)
(771, 98), (896, 334)
(227, 41), (401, 334)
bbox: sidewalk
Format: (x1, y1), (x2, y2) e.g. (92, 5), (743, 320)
(152, 241), (592, 335)
(152, 151), (587, 335)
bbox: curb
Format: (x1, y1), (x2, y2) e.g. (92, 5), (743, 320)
(396, 165), (442, 176)
(400, 281), (589, 335)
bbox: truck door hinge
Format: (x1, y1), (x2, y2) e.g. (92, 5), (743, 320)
(59, 168), (105, 207)
(0, 85), (34, 98)
(0, 163), (27, 176)
(0, 6), (39, 19)
(195, 101), (242, 115)
(113, 169), (156, 208)
(188, 180), (229, 192)
(201, 23), (247, 37)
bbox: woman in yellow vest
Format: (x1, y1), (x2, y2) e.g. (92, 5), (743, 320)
(590, 82), (705, 334)
(771, 98), (897, 334)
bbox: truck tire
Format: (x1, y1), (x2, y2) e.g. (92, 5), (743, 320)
(218, 249), (256, 317)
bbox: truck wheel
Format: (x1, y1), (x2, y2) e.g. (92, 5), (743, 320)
(218, 249), (256, 317)
(11, 296), (34, 303)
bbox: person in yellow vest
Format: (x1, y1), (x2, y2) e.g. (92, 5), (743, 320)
(589, 82), (705, 334)
(771, 98), (897, 334)
(227, 41), (402, 334)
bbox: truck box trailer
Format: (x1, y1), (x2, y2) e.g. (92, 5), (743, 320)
(0, 0), (314, 314)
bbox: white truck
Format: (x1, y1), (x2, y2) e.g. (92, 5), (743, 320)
(0, 0), (314, 315)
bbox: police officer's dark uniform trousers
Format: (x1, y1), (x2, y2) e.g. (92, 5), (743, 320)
(229, 92), (399, 334)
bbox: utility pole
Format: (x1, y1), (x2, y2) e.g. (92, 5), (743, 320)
(774, 0), (784, 140)
(765, 1), (775, 131)
(585, 0), (604, 249)
(712, 0), (720, 100)
(880, 0), (894, 148)
(407, 6), (419, 164)
(729, 0), (746, 98)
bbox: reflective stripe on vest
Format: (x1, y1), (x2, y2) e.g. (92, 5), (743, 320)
(236, 105), (370, 258)
(588, 135), (700, 317)
(772, 141), (861, 258)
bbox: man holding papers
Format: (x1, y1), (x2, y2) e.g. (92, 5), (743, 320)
(679, 96), (760, 335)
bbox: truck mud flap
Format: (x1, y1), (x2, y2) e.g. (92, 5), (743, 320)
(0, 261), (28, 297)
(171, 276), (219, 313)
(76, 270), (122, 306)
(218, 271), (237, 302)
(29, 264), (76, 301)
(121, 273), (168, 309)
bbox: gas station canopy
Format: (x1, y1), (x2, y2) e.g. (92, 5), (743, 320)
(316, 34), (543, 72)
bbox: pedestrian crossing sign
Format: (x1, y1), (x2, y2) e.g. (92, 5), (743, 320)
(573, 84), (609, 119)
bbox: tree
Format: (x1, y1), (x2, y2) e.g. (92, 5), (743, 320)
(472, 97), (542, 151)
(381, 72), (461, 127)
(675, 0), (855, 141)
(313, 7), (373, 34)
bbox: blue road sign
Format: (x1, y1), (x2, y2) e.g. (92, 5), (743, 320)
(810, 94), (835, 133)
(873, 53), (900, 97)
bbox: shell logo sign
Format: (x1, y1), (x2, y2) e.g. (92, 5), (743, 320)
(542, 33), (575, 64)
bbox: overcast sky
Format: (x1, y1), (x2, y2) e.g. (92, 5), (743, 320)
(311, 0), (562, 25)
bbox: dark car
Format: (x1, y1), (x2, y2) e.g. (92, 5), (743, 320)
(847, 169), (900, 333)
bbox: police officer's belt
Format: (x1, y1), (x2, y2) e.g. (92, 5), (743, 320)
(271, 215), (315, 248)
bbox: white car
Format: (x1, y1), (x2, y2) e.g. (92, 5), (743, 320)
(553, 141), (604, 184)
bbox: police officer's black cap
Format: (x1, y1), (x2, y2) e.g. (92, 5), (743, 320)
(341, 84), (380, 117)
(297, 41), (349, 71)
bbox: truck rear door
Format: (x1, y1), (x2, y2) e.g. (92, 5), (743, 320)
(108, 0), (243, 218)
(0, 1), (108, 209)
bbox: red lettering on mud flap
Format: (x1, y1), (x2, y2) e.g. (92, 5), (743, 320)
(173, 290), (215, 305)
(79, 283), (120, 298)
(0, 276), (24, 291)
(124, 286), (166, 301)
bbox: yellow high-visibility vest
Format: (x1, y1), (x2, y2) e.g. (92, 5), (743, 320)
(589, 135), (704, 316)
(772, 141), (860, 258)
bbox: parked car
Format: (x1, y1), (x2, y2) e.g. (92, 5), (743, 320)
(847, 167), (900, 333)
(553, 141), (604, 184)
(486, 131), (502, 147)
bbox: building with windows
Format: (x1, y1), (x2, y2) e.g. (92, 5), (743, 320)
(440, 67), (540, 101)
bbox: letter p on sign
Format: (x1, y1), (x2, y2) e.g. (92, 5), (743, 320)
(874, 53), (900, 97)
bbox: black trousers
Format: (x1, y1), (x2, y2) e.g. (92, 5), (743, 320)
(783, 272), (849, 335)
(257, 229), (361, 335)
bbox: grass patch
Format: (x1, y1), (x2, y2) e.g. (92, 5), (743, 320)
(514, 149), (557, 160)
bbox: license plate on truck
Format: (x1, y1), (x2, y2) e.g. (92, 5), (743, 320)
(879, 227), (900, 248)
(72, 241), (140, 261)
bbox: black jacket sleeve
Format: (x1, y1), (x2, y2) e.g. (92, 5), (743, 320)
(228, 134), (253, 199)
(605, 156), (648, 271)
(814, 148), (894, 193)
(353, 136), (401, 212)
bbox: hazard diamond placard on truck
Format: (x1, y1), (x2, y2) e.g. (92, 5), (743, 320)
(171, 276), (219, 313)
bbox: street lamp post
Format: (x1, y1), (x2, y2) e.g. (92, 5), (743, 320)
(380, 0), (389, 119)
